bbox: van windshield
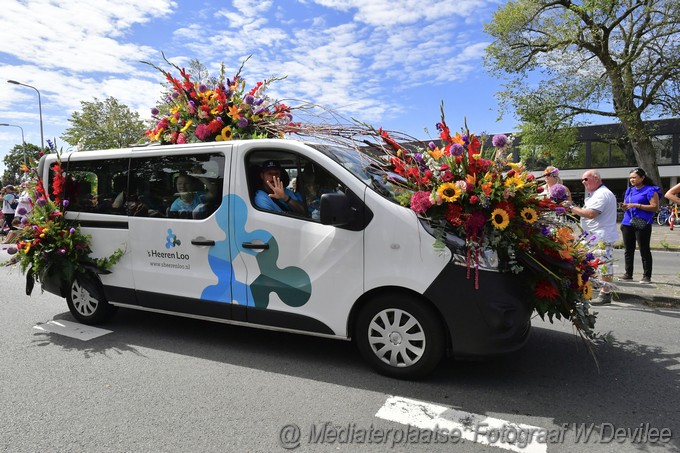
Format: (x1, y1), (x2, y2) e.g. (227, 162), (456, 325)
(308, 143), (411, 204)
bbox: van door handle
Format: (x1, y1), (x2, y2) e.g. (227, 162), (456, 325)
(191, 239), (216, 246)
(242, 242), (269, 250)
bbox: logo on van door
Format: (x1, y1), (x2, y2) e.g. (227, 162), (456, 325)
(165, 228), (181, 248)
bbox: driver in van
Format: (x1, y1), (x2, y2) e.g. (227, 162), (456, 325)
(254, 160), (306, 215)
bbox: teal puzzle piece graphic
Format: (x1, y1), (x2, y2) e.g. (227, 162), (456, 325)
(250, 236), (312, 309)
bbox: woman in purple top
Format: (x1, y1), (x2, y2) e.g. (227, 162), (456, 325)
(620, 167), (661, 283)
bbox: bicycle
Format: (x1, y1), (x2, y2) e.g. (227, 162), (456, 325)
(657, 204), (672, 225)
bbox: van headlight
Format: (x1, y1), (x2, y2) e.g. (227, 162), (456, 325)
(450, 247), (500, 272)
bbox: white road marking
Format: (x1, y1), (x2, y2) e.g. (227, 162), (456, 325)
(33, 320), (112, 341)
(376, 395), (548, 453)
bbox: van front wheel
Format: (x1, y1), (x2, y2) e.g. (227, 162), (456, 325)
(355, 295), (445, 379)
(66, 273), (116, 325)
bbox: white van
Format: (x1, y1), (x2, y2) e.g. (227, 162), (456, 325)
(38, 139), (532, 378)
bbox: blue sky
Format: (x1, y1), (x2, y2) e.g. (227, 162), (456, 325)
(0, 0), (515, 174)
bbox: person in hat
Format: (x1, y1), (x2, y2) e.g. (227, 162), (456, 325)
(254, 160), (305, 215)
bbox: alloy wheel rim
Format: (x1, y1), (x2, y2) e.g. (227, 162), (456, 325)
(367, 308), (426, 367)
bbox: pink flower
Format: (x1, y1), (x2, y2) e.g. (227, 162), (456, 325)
(195, 124), (210, 140)
(177, 133), (187, 144)
(410, 191), (433, 215)
(441, 171), (454, 182)
(469, 195), (479, 204)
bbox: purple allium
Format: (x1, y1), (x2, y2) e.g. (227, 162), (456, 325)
(237, 117), (249, 128)
(171, 92), (180, 99)
(492, 134), (508, 148)
(69, 227), (76, 234)
(20, 217), (28, 225)
(198, 83), (208, 93)
(244, 95), (255, 105)
(36, 197), (47, 207)
(428, 141), (436, 150)
(549, 184), (568, 203)
(62, 199), (69, 207)
(16, 206), (27, 216)
(451, 143), (465, 157)
(151, 107), (160, 116)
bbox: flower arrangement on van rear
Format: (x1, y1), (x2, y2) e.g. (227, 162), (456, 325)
(380, 109), (599, 337)
(6, 141), (123, 293)
(144, 54), (297, 144)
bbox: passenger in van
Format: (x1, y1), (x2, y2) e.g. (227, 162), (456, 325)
(254, 160), (306, 215)
(169, 174), (206, 214)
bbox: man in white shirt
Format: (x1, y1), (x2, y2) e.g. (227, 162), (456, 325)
(566, 170), (618, 305)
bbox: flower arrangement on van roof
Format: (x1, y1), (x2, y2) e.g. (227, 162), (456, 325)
(144, 54), (298, 144)
(375, 106), (600, 338)
(6, 140), (123, 293)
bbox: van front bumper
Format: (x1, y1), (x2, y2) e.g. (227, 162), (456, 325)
(423, 263), (532, 357)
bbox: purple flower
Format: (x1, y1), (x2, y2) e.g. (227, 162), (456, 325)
(413, 153), (423, 163)
(20, 217), (28, 225)
(451, 143), (465, 157)
(244, 95), (255, 105)
(151, 107), (160, 116)
(69, 227), (76, 234)
(16, 206), (27, 216)
(36, 197), (47, 207)
(428, 141), (436, 150)
(237, 117), (249, 128)
(171, 92), (180, 99)
(62, 199), (69, 208)
(58, 248), (67, 255)
(7, 247), (17, 255)
(549, 184), (568, 203)
(198, 84), (208, 93)
(492, 134), (508, 148)
(256, 98), (264, 105)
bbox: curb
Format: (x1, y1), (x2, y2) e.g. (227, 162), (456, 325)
(614, 288), (680, 308)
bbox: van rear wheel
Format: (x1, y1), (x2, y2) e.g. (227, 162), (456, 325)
(66, 273), (116, 325)
(355, 294), (444, 379)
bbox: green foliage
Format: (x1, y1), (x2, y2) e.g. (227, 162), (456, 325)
(485, 0), (680, 187)
(61, 97), (147, 151)
(2, 142), (42, 184)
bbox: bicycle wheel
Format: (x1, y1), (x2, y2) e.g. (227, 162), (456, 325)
(657, 208), (670, 226)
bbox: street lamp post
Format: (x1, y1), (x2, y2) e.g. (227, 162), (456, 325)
(0, 123), (27, 165)
(7, 80), (44, 152)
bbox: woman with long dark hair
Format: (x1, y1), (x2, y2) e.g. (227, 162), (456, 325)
(620, 168), (661, 283)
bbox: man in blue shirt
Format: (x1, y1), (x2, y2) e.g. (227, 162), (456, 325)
(253, 160), (305, 216)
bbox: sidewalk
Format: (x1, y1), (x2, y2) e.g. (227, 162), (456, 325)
(612, 223), (680, 307)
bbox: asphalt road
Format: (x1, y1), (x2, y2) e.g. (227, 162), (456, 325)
(1, 265), (679, 453)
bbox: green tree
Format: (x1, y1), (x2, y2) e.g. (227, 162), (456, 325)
(2, 142), (42, 185)
(485, 0), (680, 190)
(62, 97), (147, 151)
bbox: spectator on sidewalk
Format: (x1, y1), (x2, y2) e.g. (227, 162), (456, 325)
(565, 170), (619, 305)
(620, 167), (660, 284)
(665, 182), (680, 205)
(2, 185), (18, 233)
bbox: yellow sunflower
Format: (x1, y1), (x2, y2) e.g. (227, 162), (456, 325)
(491, 208), (511, 230)
(221, 126), (233, 141)
(520, 207), (538, 224)
(582, 281), (593, 300)
(504, 175), (525, 189)
(437, 183), (462, 203)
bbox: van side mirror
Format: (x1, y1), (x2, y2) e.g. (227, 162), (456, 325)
(319, 192), (354, 226)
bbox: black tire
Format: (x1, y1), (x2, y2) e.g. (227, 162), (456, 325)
(66, 273), (116, 325)
(354, 294), (445, 379)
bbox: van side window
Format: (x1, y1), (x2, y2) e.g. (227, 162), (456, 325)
(130, 153), (225, 219)
(247, 151), (343, 221)
(61, 158), (130, 215)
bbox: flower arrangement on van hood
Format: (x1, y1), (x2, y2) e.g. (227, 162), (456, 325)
(6, 140), (123, 294)
(378, 106), (600, 338)
(144, 54), (298, 144)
